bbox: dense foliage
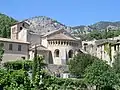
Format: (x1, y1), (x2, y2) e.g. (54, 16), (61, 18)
(0, 69), (32, 90)
(0, 13), (17, 38)
(0, 43), (4, 63)
(113, 52), (120, 73)
(84, 60), (119, 89)
(3, 60), (33, 71)
(1, 53), (120, 89)
(0, 60), (87, 90)
(43, 76), (87, 90)
(74, 29), (120, 41)
(68, 53), (96, 78)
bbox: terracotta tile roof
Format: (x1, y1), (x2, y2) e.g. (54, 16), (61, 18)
(42, 29), (63, 37)
(0, 37), (30, 44)
(30, 44), (49, 51)
(47, 33), (77, 41)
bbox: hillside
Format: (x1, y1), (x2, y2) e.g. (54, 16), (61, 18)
(90, 21), (120, 30)
(0, 13), (17, 38)
(24, 16), (71, 35)
(1, 13), (120, 40)
(25, 16), (120, 35)
(72, 21), (120, 34)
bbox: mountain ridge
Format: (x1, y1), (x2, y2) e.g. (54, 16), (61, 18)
(24, 16), (120, 35)
(1, 13), (120, 37)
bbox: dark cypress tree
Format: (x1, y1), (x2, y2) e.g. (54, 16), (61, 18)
(0, 43), (4, 66)
(2, 26), (8, 38)
(32, 45), (38, 82)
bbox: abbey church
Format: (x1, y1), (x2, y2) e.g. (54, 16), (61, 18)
(1, 21), (81, 67)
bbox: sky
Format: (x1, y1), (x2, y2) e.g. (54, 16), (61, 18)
(0, 0), (120, 26)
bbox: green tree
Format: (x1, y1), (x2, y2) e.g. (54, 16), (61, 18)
(0, 13), (17, 38)
(78, 29), (120, 41)
(84, 60), (119, 90)
(0, 43), (4, 66)
(2, 26), (8, 38)
(34, 56), (46, 89)
(32, 46), (38, 82)
(68, 53), (96, 78)
(32, 45), (46, 89)
(113, 52), (120, 73)
(0, 69), (32, 90)
(3, 60), (33, 71)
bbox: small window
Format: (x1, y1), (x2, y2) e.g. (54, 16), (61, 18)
(22, 23), (25, 27)
(114, 45), (116, 51)
(9, 44), (12, 50)
(20, 27), (23, 30)
(58, 41), (60, 45)
(12, 27), (16, 33)
(68, 50), (73, 58)
(48, 41), (50, 44)
(21, 57), (25, 60)
(54, 49), (59, 57)
(18, 45), (21, 51)
(67, 42), (69, 45)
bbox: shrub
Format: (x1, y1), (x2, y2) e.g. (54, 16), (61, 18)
(3, 60), (33, 71)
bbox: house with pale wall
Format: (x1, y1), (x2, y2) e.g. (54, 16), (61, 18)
(82, 39), (120, 66)
(0, 37), (29, 63)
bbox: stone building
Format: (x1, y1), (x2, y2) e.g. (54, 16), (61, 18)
(0, 37), (29, 63)
(82, 39), (120, 66)
(0, 21), (82, 76)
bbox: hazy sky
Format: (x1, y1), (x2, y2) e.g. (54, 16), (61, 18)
(0, 0), (120, 26)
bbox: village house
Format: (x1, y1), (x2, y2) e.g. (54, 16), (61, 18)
(82, 38), (120, 66)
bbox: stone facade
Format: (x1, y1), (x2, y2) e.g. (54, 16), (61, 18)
(7, 21), (81, 66)
(0, 38), (29, 63)
(29, 29), (81, 65)
(82, 39), (120, 66)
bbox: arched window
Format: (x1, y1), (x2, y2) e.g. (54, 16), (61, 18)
(67, 42), (69, 45)
(58, 41), (60, 45)
(64, 41), (66, 45)
(61, 41), (63, 45)
(54, 49), (60, 57)
(20, 27), (23, 30)
(68, 50), (73, 58)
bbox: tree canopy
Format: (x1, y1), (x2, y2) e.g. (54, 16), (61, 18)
(68, 53), (97, 78)
(0, 13), (17, 38)
(84, 60), (119, 89)
(113, 52), (120, 73)
(74, 29), (120, 41)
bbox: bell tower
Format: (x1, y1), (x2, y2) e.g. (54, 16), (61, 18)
(11, 21), (29, 40)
